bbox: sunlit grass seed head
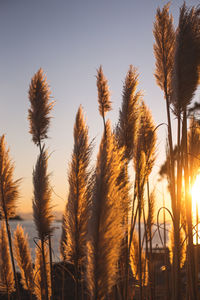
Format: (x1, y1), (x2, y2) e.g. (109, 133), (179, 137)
(28, 68), (54, 146)
(0, 135), (20, 219)
(0, 221), (15, 294)
(96, 65), (112, 118)
(153, 2), (175, 98)
(116, 65), (141, 161)
(14, 225), (34, 293)
(32, 149), (53, 241)
(172, 4), (200, 113)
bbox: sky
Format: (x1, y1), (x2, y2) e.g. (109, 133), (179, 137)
(0, 0), (199, 217)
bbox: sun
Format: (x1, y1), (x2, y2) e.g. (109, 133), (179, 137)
(191, 174), (200, 244)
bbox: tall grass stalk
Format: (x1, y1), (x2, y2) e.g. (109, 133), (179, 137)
(96, 65), (112, 135)
(171, 4), (200, 299)
(0, 135), (21, 300)
(86, 122), (125, 300)
(115, 65), (141, 299)
(28, 68), (54, 300)
(0, 221), (15, 300)
(62, 106), (92, 300)
(33, 150), (53, 300)
(14, 225), (34, 299)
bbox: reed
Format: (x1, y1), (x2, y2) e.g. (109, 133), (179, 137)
(116, 65), (141, 161)
(62, 105), (92, 300)
(86, 122), (125, 300)
(32, 149), (53, 300)
(96, 65), (112, 133)
(171, 4), (200, 299)
(0, 135), (21, 300)
(28, 68), (54, 148)
(28, 68), (54, 300)
(0, 221), (15, 299)
(115, 65), (141, 299)
(14, 225), (34, 298)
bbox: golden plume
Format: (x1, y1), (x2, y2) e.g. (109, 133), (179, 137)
(14, 225), (34, 293)
(136, 101), (157, 179)
(172, 4), (200, 113)
(0, 135), (20, 219)
(169, 226), (186, 269)
(153, 2), (175, 98)
(32, 149), (53, 241)
(0, 221), (15, 295)
(86, 121), (125, 299)
(96, 66), (112, 130)
(34, 241), (51, 300)
(28, 68), (54, 146)
(147, 190), (155, 241)
(62, 105), (92, 264)
(116, 65), (141, 161)
(129, 232), (146, 283)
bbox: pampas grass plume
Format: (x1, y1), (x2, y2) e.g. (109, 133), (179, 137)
(0, 135), (20, 219)
(153, 2), (175, 98)
(86, 121), (125, 299)
(14, 225), (34, 293)
(130, 232), (146, 283)
(28, 68), (54, 146)
(172, 4), (200, 113)
(96, 65), (112, 118)
(0, 221), (15, 295)
(62, 105), (92, 264)
(33, 149), (53, 241)
(116, 65), (141, 161)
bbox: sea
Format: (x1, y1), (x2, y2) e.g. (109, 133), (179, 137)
(1, 220), (170, 262)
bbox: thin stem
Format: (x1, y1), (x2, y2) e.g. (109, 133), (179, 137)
(41, 238), (49, 300)
(48, 235), (54, 300)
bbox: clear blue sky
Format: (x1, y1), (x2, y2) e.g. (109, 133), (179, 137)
(0, 0), (199, 214)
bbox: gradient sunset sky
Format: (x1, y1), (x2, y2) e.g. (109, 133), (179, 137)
(0, 0), (199, 215)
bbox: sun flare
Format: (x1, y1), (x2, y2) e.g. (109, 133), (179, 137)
(191, 174), (200, 244)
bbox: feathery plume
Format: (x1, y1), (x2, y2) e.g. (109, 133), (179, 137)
(0, 221), (15, 295)
(96, 66), (112, 124)
(147, 190), (155, 241)
(172, 4), (200, 113)
(86, 121), (125, 299)
(136, 101), (157, 178)
(32, 149), (53, 241)
(62, 106), (92, 264)
(129, 232), (146, 283)
(169, 227), (186, 268)
(0, 135), (20, 219)
(34, 241), (51, 300)
(153, 2), (175, 98)
(0, 135), (21, 299)
(134, 150), (146, 209)
(116, 65), (141, 161)
(28, 68), (54, 146)
(14, 225), (34, 293)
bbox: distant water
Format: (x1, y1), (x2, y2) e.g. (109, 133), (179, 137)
(0, 220), (171, 262)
